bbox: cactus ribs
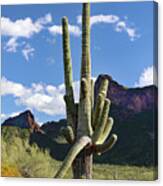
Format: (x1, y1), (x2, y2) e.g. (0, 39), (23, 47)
(54, 3), (117, 179)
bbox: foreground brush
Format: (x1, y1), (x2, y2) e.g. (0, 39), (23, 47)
(54, 3), (118, 179)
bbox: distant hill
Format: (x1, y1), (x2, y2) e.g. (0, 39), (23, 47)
(1, 74), (158, 166)
(2, 110), (44, 133)
(95, 74), (157, 121)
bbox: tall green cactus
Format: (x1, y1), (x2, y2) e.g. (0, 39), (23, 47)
(54, 3), (118, 179)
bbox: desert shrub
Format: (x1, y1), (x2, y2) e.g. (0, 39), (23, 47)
(1, 164), (21, 177)
(2, 126), (30, 141)
(1, 126), (59, 178)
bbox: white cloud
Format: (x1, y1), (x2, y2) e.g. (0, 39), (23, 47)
(36, 13), (52, 25)
(1, 77), (31, 97)
(22, 44), (35, 61)
(115, 21), (139, 41)
(1, 13), (52, 38)
(1, 77), (97, 116)
(48, 24), (81, 36)
(1, 113), (7, 120)
(1, 77), (76, 116)
(134, 65), (154, 87)
(77, 14), (139, 41)
(1, 17), (39, 38)
(115, 21), (126, 32)
(32, 83), (44, 93)
(17, 93), (59, 115)
(46, 85), (57, 95)
(2, 14), (52, 55)
(1, 77), (65, 116)
(126, 28), (137, 39)
(77, 14), (119, 26)
(48, 25), (62, 35)
(4, 37), (18, 52)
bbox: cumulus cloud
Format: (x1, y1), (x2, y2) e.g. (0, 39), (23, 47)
(134, 65), (154, 87)
(77, 14), (139, 41)
(2, 14), (52, 56)
(1, 77), (65, 116)
(77, 14), (119, 26)
(48, 24), (81, 36)
(1, 77), (31, 97)
(31, 83), (44, 93)
(1, 77), (84, 116)
(22, 44), (35, 61)
(36, 13), (52, 25)
(1, 13), (52, 38)
(1, 77), (97, 116)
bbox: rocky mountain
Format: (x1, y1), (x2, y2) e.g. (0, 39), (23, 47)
(2, 110), (44, 133)
(95, 74), (158, 122)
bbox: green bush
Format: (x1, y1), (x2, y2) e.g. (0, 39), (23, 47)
(1, 126), (59, 178)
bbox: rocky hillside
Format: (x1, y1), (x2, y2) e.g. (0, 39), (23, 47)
(2, 110), (44, 133)
(95, 74), (158, 121)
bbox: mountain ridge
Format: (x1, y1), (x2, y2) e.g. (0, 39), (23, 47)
(2, 110), (44, 133)
(95, 74), (157, 121)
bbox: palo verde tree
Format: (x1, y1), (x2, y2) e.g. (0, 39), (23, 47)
(54, 3), (118, 179)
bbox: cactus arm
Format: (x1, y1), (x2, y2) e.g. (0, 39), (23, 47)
(92, 98), (111, 144)
(94, 134), (117, 155)
(97, 117), (114, 144)
(92, 93), (104, 130)
(78, 78), (93, 137)
(93, 78), (109, 129)
(91, 79), (94, 126)
(60, 126), (75, 144)
(98, 77), (109, 97)
(62, 17), (75, 130)
(62, 17), (74, 100)
(64, 95), (75, 129)
(54, 136), (91, 178)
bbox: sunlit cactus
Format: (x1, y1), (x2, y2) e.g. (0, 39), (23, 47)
(54, 3), (118, 179)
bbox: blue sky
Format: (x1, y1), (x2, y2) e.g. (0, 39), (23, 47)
(1, 2), (156, 124)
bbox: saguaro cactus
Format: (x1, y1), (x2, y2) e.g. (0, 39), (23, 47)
(54, 3), (118, 179)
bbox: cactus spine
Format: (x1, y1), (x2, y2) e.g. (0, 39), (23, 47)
(54, 3), (118, 179)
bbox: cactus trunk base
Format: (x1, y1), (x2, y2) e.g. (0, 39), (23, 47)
(72, 148), (93, 179)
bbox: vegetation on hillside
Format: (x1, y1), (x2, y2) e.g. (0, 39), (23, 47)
(1, 126), (59, 178)
(1, 126), (156, 180)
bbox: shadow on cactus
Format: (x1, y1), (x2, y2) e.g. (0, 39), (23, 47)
(54, 3), (118, 179)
